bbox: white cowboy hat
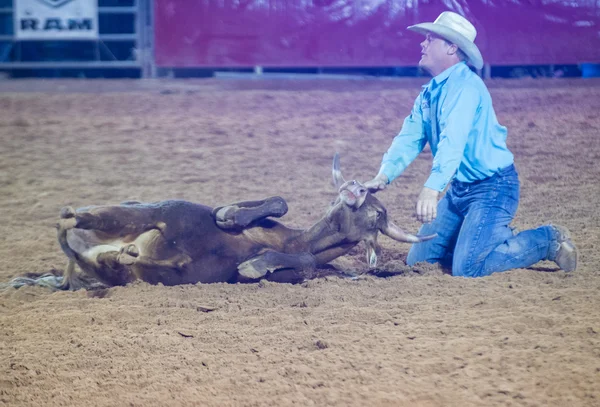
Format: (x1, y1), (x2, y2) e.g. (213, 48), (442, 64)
(408, 11), (484, 70)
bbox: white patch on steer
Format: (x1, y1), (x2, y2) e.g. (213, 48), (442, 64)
(67, 229), (162, 263)
(82, 245), (122, 263)
(67, 230), (125, 265)
(67, 230), (119, 254)
(131, 229), (162, 256)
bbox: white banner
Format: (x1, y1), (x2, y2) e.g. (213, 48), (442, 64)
(14, 0), (98, 40)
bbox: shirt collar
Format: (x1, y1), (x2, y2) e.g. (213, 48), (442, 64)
(423, 62), (467, 91)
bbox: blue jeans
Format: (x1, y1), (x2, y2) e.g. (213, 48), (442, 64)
(406, 165), (560, 277)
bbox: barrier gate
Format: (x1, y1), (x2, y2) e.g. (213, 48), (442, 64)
(1, 0), (599, 78)
(0, 0), (155, 77)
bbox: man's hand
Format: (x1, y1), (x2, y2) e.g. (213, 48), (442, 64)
(416, 187), (440, 224)
(364, 173), (389, 193)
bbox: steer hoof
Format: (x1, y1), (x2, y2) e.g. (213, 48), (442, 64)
(124, 244), (139, 257)
(215, 206), (237, 229)
(57, 217), (77, 231)
(117, 244), (139, 265)
(238, 257), (271, 279)
(57, 206), (77, 230)
(60, 206), (76, 219)
(61, 274), (88, 291)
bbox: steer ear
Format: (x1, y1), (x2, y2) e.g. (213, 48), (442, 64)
(382, 221), (437, 243)
(332, 152), (346, 189)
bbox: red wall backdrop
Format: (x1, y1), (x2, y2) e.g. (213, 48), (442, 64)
(154, 0), (600, 68)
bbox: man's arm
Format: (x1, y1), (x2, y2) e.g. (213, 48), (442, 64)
(416, 85), (480, 223)
(365, 92), (427, 191)
(380, 92), (427, 183)
(424, 85), (480, 192)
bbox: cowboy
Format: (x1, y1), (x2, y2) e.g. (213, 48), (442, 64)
(364, 11), (578, 277)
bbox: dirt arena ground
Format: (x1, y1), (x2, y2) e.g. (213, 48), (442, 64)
(1, 77), (599, 406)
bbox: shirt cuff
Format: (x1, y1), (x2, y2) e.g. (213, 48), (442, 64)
(424, 172), (452, 192)
(378, 164), (398, 184)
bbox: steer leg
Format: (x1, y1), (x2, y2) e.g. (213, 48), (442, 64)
(60, 205), (166, 236)
(117, 243), (192, 273)
(57, 207), (156, 290)
(58, 258), (95, 291)
(237, 251), (318, 281)
(57, 208), (85, 290)
(213, 196), (288, 230)
(90, 249), (137, 286)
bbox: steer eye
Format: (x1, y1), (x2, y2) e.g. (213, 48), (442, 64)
(351, 180), (357, 185)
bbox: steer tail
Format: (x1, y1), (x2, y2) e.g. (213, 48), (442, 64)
(59, 259), (77, 290)
(56, 206), (79, 289)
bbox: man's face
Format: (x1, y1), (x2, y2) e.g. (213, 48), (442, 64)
(418, 33), (456, 75)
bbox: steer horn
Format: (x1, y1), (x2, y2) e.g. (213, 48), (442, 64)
(332, 152), (346, 188)
(382, 221), (437, 243)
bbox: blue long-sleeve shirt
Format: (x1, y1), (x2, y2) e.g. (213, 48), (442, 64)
(378, 62), (514, 192)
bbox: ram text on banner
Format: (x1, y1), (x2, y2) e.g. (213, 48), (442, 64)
(14, 0), (98, 40)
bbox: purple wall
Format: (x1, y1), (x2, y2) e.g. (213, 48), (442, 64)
(154, 0), (600, 68)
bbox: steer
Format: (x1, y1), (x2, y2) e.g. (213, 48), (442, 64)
(56, 154), (436, 289)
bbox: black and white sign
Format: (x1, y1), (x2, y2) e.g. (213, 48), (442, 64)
(15, 0), (98, 39)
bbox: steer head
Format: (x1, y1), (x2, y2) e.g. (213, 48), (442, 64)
(329, 153), (437, 268)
